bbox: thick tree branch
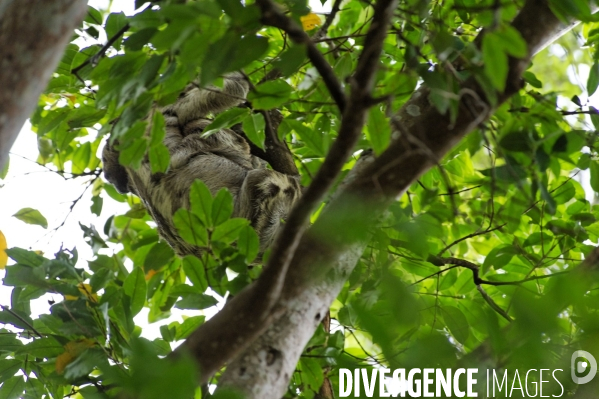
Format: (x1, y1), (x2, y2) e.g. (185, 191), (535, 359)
(214, 1), (588, 397)
(175, 0), (594, 396)
(0, 0), (88, 169)
(261, 0), (399, 303)
(181, 0), (398, 386)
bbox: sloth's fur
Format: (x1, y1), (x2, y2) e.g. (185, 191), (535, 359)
(102, 72), (301, 257)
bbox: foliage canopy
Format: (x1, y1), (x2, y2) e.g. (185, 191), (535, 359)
(2, 0), (599, 397)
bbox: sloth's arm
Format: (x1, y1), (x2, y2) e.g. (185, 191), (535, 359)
(163, 72), (250, 125)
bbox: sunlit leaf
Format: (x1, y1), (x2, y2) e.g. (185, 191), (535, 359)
(12, 208), (48, 229)
(0, 231), (7, 269)
(212, 218), (248, 243)
(248, 80), (293, 110)
(124, 267), (147, 316)
(242, 113), (266, 149)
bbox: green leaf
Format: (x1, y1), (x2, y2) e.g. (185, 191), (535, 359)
(523, 71), (542, 88)
(241, 113), (266, 149)
(495, 26), (527, 58)
(4, 248), (45, 267)
(105, 12), (129, 50)
(149, 110), (166, 146)
(0, 376), (25, 399)
(15, 337), (63, 358)
(238, 225), (259, 263)
(175, 315), (205, 340)
(12, 208), (48, 229)
(441, 306), (469, 345)
(482, 33), (508, 91)
(135, 55), (165, 93)
(274, 45), (307, 77)
(175, 293), (218, 310)
(66, 106), (106, 129)
(523, 232), (553, 247)
(149, 143), (170, 174)
(0, 359), (21, 383)
(299, 357), (324, 392)
(124, 267), (147, 316)
(202, 108), (249, 137)
(499, 131), (531, 152)
(212, 218), (248, 243)
(439, 268), (458, 290)
(182, 256), (208, 291)
(0, 158), (8, 180)
(591, 161), (599, 192)
(0, 333), (22, 353)
(366, 107), (391, 155)
(72, 142), (92, 174)
(38, 108), (69, 136)
(248, 80), (293, 110)
(124, 27), (158, 51)
(85, 6), (103, 25)
(589, 62), (599, 96)
(211, 189), (234, 226)
(90, 195), (103, 216)
(201, 34), (268, 85)
(119, 137), (148, 170)
(144, 242), (175, 272)
(63, 348), (107, 381)
(539, 183), (557, 215)
(189, 180), (213, 227)
(482, 245), (519, 271)
(173, 209), (209, 246)
(282, 119), (325, 156)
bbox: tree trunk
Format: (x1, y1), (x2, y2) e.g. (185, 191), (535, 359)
(0, 0), (87, 168)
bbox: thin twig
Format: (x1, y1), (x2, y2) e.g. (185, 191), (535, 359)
(71, 23), (130, 77)
(476, 285), (513, 322)
(437, 224), (506, 256)
(312, 0), (344, 41)
(256, 0), (347, 111)
(0, 305), (43, 338)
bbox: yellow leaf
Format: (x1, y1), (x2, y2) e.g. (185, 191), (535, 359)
(55, 352), (74, 374)
(145, 269), (158, 281)
(64, 283), (98, 303)
(56, 339), (96, 374)
(78, 283), (98, 303)
(0, 231), (7, 269)
(300, 13), (321, 31)
(65, 338), (96, 355)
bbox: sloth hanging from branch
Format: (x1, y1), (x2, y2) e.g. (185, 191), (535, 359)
(102, 72), (302, 257)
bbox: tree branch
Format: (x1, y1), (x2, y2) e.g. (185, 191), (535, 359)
(182, 0), (590, 396)
(256, 0), (347, 112)
(0, 0), (88, 169)
(71, 23), (130, 78)
(261, 0), (399, 302)
(312, 0), (344, 42)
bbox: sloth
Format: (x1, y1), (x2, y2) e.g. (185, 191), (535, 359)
(102, 72), (301, 257)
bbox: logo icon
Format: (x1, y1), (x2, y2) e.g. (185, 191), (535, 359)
(571, 350), (597, 384)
